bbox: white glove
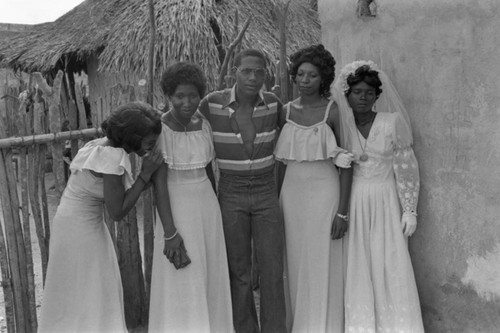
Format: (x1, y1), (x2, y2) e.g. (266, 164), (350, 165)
(401, 214), (417, 237)
(334, 152), (354, 168)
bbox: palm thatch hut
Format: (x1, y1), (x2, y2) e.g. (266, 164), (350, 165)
(0, 0), (320, 125)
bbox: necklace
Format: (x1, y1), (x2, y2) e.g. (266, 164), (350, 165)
(355, 113), (375, 162)
(170, 112), (189, 135)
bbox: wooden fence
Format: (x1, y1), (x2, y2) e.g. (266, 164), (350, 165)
(0, 71), (155, 332)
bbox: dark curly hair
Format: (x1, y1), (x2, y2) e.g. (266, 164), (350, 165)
(101, 101), (161, 152)
(160, 62), (207, 97)
(345, 65), (383, 97)
(289, 44), (336, 97)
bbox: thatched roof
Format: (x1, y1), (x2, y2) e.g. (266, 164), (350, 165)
(0, 0), (319, 85)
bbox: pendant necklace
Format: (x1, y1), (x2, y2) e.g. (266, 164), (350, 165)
(170, 112), (189, 135)
(356, 113), (375, 162)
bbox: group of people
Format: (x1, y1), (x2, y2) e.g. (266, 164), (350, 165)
(38, 44), (424, 333)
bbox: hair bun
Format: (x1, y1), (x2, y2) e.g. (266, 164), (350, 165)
(101, 120), (109, 132)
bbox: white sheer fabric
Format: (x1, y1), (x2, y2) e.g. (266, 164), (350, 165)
(332, 61), (424, 333)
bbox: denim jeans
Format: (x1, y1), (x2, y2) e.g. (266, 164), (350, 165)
(218, 171), (286, 333)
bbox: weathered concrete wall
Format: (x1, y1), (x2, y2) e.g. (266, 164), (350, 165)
(319, 0), (500, 331)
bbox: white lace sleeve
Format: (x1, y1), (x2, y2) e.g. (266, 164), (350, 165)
(392, 113), (420, 216)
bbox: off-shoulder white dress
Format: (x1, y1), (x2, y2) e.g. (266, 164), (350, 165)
(275, 101), (346, 333)
(148, 119), (233, 332)
(345, 112), (424, 333)
(38, 138), (129, 333)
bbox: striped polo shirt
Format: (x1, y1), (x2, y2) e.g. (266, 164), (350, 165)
(198, 85), (282, 176)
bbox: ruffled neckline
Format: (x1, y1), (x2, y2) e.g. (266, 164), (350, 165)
(274, 101), (345, 163)
(156, 118), (215, 170)
(70, 137), (134, 189)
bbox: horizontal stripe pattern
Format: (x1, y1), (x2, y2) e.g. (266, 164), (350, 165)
(198, 86), (281, 175)
(217, 155), (275, 171)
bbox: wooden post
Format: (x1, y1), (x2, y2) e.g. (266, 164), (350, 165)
(15, 98), (38, 332)
(28, 144), (49, 282)
(277, 0), (293, 104)
(0, 117), (15, 333)
(109, 83), (147, 330)
(217, 17), (252, 90)
(142, 0), (156, 320)
(32, 71), (66, 196)
(75, 84), (88, 130)
(0, 149), (30, 332)
(0, 212), (15, 333)
(117, 206), (147, 329)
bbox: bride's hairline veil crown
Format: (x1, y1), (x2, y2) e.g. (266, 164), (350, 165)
(330, 60), (413, 152)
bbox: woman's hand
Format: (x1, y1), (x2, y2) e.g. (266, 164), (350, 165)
(334, 152), (354, 168)
(401, 214), (417, 237)
(163, 233), (191, 269)
(331, 213), (348, 240)
(140, 149), (163, 181)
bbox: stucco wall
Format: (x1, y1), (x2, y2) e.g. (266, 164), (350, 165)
(319, 0), (500, 332)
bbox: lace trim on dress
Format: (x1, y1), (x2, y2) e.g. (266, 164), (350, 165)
(392, 113), (420, 214)
(156, 119), (215, 170)
(69, 137), (134, 189)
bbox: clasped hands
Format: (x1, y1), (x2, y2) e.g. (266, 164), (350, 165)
(334, 152), (355, 168)
(163, 233), (191, 269)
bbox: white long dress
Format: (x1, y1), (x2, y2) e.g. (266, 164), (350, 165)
(274, 101), (346, 333)
(345, 112), (424, 332)
(148, 119), (233, 333)
(38, 138), (130, 333)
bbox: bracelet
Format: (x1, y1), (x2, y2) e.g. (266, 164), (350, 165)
(336, 213), (349, 221)
(164, 230), (178, 241)
(137, 173), (149, 184)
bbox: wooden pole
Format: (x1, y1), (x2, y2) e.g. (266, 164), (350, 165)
(0, 128), (101, 148)
(16, 101), (38, 332)
(5, 147), (33, 331)
(32, 71), (66, 195)
(0, 212), (15, 333)
(217, 17), (252, 90)
(143, 0), (156, 322)
(19, 146), (38, 332)
(28, 144), (49, 283)
(0, 149), (28, 332)
(278, 0), (292, 104)
(0, 89), (20, 332)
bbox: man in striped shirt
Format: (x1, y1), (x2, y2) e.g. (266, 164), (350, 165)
(199, 49), (286, 333)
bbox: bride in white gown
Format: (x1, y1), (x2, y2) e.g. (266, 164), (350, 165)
(332, 60), (424, 332)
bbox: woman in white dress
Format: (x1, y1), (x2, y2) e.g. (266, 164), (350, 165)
(332, 61), (424, 332)
(38, 102), (163, 332)
(148, 62), (233, 332)
(274, 44), (353, 333)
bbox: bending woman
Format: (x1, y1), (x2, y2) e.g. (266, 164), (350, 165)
(148, 62), (233, 332)
(332, 61), (424, 332)
(39, 102), (163, 332)
(274, 44), (353, 332)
